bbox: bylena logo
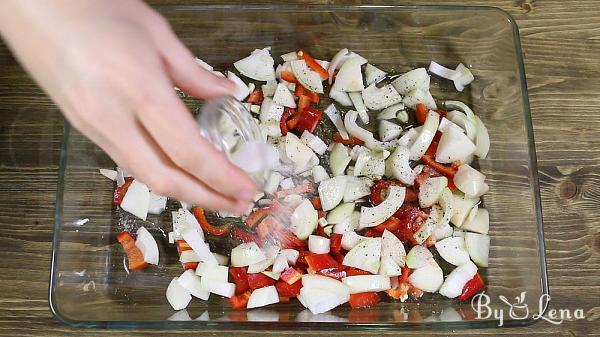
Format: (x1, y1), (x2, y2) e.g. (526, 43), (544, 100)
(471, 291), (586, 327)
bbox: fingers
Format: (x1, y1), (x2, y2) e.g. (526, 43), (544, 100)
(93, 107), (249, 213)
(148, 17), (237, 99)
(127, 62), (257, 204)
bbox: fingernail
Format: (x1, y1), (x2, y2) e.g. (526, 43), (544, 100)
(233, 201), (251, 215)
(217, 78), (237, 96)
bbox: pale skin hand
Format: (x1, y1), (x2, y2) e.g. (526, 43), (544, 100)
(0, 0), (256, 213)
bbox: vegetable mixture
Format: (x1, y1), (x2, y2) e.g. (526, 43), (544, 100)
(100, 47), (491, 315)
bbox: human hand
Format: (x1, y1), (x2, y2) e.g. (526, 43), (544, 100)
(0, 0), (256, 213)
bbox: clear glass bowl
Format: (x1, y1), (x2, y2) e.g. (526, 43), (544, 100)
(50, 4), (548, 330)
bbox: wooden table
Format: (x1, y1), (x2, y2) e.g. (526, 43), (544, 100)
(0, 0), (598, 336)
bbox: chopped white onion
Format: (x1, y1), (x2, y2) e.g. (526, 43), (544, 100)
(365, 64), (387, 85)
(361, 83), (403, 111)
(291, 59), (323, 94)
(231, 242), (266, 267)
(99, 168), (117, 181)
(359, 186), (405, 229)
(342, 237), (381, 274)
(324, 104), (350, 139)
(233, 47), (276, 81)
(329, 88), (353, 106)
(308, 235), (330, 254)
(332, 57), (365, 92)
(166, 277), (192, 310)
(301, 131), (328, 155)
(135, 226), (159, 265)
(120, 180), (150, 221)
(342, 275), (391, 294)
(247, 285), (279, 309)
(178, 269), (210, 300)
(327, 48), (367, 85)
(226, 71), (250, 101)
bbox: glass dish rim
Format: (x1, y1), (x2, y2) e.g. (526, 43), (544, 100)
(49, 3), (548, 330)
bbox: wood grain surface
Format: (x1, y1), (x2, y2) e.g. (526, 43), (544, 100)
(0, 0), (599, 336)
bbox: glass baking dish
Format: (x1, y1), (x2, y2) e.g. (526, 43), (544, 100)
(50, 4), (548, 330)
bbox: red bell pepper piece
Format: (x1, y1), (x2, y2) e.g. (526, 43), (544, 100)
(280, 267), (303, 285)
(294, 83), (320, 103)
(275, 279), (302, 297)
(344, 267), (372, 276)
(295, 107), (323, 134)
(399, 266), (411, 284)
(280, 107), (296, 136)
(228, 291), (251, 310)
(317, 267), (346, 280)
(435, 108), (448, 118)
(421, 155), (459, 192)
(246, 88), (264, 104)
(458, 273), (486, 301)
(247, 272), (276, 291)
(176, 240), (191, 255)
(274, 180), (313, 199)
(280, 70), (297, 83)
(116, 231), (148, 271)
(416, 103), (429, 125)
(305, 253), (339, 271)
(274, 229), (307, 249)
(229, 266), (250, 295)
(433, 130), (443, 142)
(333, 132), (364, 145)
(331, 251), (345, 265)
(113, 177), (134, 206)
(296, 95), (311, 114)
(329, 233), (343, 253)
(373, 216), (401, 233)
(363, 228), (382, 237)
(425, 140), (438, 157)
(245, 207), (270, 228)
(297, 49), (329, 80)
(349, 292), (381, 309)
(182, 262), (198, 271)
(193, 208), (230, 236)
(393, 205), (421, 245)
(257, 215), (282, 239)
(311, 196), (322, 210)
(231, 227), (260, 244)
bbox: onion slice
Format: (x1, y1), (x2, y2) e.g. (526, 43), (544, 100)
(324, 104), (350, 139)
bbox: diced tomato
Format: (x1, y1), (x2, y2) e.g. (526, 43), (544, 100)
(231, 227), (261, 244)
(311, 196), (322, 210)
(245, 207), (270, 228)
(182, 262), (198, 271)
(349, 292), (381, 309)
(113, 177), (134, 206)
(295, 107), (323, 134)
(280, 267), (303, 285)
(275, 279), (302, 297)
(317, 267), (346, 280)
(305, 253), (338, 271)
(280, 107), (296, 136)
(344, 267), (371, 276)
(246, 88), (264, 104)
(296, 95), (311, 114)
(373, 216), (401, 233)
(297, 49), (329, 80)
(229, 266), (250, 295)
(247, 272), (277, 291)
(333, 132), (364, 145)
(193, 208), (230, 236)
(280, 70), (297, 83)
(329, 233), (343, 253)
(458, 273), (486, 301)
(116, 231), (148, 271)
(228, 291), (251, 310)
(415, 103), (429, 125)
